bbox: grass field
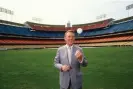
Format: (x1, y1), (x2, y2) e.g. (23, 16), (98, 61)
(0, 47), (133, 89)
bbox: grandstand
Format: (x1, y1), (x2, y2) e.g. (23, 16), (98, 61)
(0, 16), (133, 49)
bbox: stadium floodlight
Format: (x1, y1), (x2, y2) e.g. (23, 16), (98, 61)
(96, 14), (106, 20)
(77, 28), (83, 34)
(0, 7), (14, 21)
(126, 3), (133, 10)
(126, 3), (133, 17)
(0, 7), (14, 15)
(32, 17), (42, 23)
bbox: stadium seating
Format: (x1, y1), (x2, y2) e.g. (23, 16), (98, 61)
(0, 19), (133, 38)
(0, 16), (133, 48)
(0, 35), (133, 45)
(27, 19), (112, 31)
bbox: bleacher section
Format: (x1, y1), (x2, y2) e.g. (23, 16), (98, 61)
(26, 19), (113, 31)
(0, 34), (133, 45)
(0, 24), (64, 38)
(0, 16), (133, 49)
(0, 19), (25, 27)
(26, 21), (66, 31)
(0, 19), (133, 38)
(72, 18), (113, 31)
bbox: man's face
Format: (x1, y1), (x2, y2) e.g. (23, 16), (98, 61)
(64, 32), (75, 46)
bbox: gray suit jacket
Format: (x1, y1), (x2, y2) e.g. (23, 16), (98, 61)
(54, 45), (88, 89)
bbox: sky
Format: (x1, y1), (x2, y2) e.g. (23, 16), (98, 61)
(0, 0), (133, 25)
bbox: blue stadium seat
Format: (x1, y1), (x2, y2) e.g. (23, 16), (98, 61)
(0, 20), (133, 38)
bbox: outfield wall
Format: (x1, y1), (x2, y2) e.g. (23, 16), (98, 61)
(0, 41), (133, 50)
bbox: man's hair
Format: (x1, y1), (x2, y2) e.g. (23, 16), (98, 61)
(64, 30), (75, 37)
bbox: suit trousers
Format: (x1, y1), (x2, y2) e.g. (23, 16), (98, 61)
(60, 80), (82, 89)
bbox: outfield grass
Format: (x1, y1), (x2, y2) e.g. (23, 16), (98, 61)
(0, 47), (133, 89)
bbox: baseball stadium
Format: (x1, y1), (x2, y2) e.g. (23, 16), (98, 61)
(0, 1), (133, 89)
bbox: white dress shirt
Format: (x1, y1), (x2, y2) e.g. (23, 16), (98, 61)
(66, 44), (73, 64)
(66, 44), (83, 64)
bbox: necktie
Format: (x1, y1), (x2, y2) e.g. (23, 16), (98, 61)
(68, 46), (72, 64)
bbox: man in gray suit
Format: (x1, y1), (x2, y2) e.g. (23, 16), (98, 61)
(54, 30), (88, 89)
